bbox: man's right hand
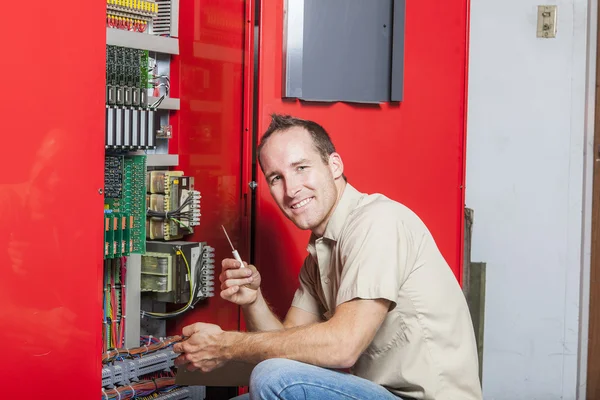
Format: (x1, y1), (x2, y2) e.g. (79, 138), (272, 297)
(220, 258), (262, 306)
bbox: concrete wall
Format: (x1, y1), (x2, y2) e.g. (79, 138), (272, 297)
(465, 0), (595, 398)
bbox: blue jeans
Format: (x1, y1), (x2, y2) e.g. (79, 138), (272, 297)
(230, 359), (401, 400)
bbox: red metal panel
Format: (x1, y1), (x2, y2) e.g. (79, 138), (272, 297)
(169, 0), (249, 334)
(0, 0), (106, 397)
(254, 0), (470, 318)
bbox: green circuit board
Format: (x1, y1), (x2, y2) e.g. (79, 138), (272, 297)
(104, 154), (146, 258)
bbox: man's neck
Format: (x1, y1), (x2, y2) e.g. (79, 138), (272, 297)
(312, 179), (347, 238)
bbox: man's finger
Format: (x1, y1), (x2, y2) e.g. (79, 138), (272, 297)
(182, 323), (202, 338)
(173, 343), (183, 353)
(220, 268), (252, 283)
(221, 277), (253, 290)
(222, 258), (246, 271)
(220, 285), (239, 299)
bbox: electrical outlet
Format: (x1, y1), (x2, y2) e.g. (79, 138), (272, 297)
(537, 5), (557, 38)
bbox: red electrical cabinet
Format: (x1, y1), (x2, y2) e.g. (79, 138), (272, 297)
(0, 0), (469, 397)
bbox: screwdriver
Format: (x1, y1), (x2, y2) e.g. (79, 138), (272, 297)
(221, 225), (245, 268)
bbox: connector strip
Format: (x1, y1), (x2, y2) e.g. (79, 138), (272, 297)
(200, 246), (215, 298)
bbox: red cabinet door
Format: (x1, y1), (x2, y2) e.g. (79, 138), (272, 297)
(169, 0), (253, 335)
(0, 0), (106, 396)
(253, 0), (469, 318)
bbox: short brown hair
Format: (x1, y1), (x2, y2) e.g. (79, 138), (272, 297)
(257, 114), (343, 180)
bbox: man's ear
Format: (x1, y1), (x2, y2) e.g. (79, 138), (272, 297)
(328, 152), (344, 179)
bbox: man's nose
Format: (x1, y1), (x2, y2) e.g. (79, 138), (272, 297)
(285, 177), (302, 198)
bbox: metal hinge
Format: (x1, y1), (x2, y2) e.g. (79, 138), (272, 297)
(248, 181), (258, 190)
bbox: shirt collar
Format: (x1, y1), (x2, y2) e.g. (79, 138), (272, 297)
(306, 183), (363, 255)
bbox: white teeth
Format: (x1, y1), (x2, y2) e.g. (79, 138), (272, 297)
(292, 197), (313, 209)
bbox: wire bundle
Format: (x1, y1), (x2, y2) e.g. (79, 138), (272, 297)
(146, 193), (198, 231)
(102, 336), (182, 364)
(103, 258), (127, 353)
(102, 377), (179, 400)
(149, 74), (170, 109)
(106, 15), (148, 32)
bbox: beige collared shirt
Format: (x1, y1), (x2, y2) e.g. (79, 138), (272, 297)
(291, 184), (482, 400)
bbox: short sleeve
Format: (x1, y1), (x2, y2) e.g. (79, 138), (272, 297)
(291, 256), (323, 316)
(335, 204), (412, 310)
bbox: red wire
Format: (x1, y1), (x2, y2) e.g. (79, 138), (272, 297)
(120, 257), (127, 347)
(110, 272), (117, 347)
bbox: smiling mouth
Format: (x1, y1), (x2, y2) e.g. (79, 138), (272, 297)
(291, 197), (314, 210)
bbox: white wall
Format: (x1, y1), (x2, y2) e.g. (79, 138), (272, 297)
(465, 1), (595, 399)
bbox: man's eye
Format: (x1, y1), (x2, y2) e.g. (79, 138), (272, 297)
(271, 176), (280, 184)
(298, 166), (307, 171)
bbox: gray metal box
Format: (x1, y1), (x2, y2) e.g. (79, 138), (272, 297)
(283, 0), (405, 103)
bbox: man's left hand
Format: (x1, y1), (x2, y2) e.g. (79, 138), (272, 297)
(173, 322), (228, 372)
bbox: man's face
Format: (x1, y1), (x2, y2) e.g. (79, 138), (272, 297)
(260, 127), (343, 235)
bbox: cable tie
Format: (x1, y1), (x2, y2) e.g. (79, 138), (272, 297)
(147, 335), (153, 346)
(126, 347), (130, 356)
(143, 345), (149, 353)
(102, 388), (108, 400)
(152, 378), (158, 392)
(128, 384), (136, 398)
(116, 388), (122, 400)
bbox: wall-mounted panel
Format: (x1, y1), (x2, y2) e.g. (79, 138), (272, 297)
(283, 0), (405, 103)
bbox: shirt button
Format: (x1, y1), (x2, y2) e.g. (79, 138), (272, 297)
(324, 278), (330, 284)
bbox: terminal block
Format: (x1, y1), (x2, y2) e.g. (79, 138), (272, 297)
(200, 246), (215, 298)
(102, 349), (177, 388)
(106, 0), (158, 33)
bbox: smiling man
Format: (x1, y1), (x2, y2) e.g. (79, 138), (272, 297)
(173, 114), (482, 400)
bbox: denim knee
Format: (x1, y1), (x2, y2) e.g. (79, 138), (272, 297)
(250, 359), (297, 399)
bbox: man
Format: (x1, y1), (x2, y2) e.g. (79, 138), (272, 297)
(174, 114), (482, 400)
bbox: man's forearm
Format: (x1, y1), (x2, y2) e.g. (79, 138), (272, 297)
(242, 289), (284, 332)
(223, 320), (355, 369)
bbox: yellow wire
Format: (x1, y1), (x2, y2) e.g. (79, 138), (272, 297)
(145, 248), (194, 317)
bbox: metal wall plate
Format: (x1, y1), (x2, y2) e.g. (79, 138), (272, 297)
(537, 5), (557, 38)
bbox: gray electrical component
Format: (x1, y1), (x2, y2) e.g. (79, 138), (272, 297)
(140, 110), (148, 148)
(106, 108), (115, 148)
(132, 109), (140, 148)
(148, 110), (156, 148)
(123, 108), (132, 148)
(152, 0), (179, 37)
(115, 108), (124, 147)
(105, 106), (159, 150)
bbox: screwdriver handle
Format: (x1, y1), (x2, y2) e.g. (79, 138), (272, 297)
(232, 249), (245, 268)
